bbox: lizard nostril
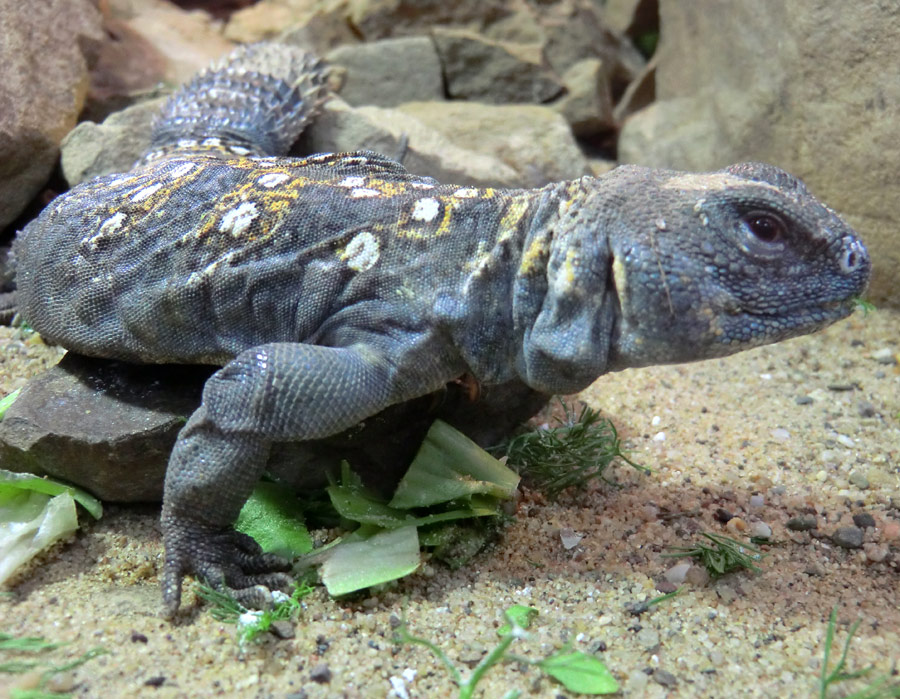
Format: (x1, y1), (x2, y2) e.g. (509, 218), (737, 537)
(840, 240), (867, 274)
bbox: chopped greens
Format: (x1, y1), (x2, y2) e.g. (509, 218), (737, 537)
(498, 401), (647, 496)
(0, 470), (102, 585)
(662, 532), (763, 578)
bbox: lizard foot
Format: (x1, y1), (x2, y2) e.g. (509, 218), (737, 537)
(162, 523), (294, 617)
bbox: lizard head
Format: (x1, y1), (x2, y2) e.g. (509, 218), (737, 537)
(603, 162), (870, 370)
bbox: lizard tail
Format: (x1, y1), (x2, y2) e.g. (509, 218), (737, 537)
(146, 43), (328, 161)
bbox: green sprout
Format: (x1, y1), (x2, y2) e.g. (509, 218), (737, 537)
(498, 401), (648, 496)
(818, 606), (900, 699)
(0, 632), (106, 697)
(662, 532), (763, 578)
(395, 605), (619, 697)
(194, 581), (313, 648)
(852, 298), (876, 316)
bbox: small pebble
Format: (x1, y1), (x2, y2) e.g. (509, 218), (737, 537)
(749, 494), (764, 508)
(131, 631), (148, 644)
(664, 562), (691, 584)
(848, 472), (869, 489)
(653, 431), (666, 442)
(857, 401), (876, 417)
(750, 521), (772, 539)
(786, 515), (818, 531)
(771, 427), (790, 441)
(836, 434), (855, 448)
(714, 508), (733, 523)
(637, 628), (660, 650)
(831, 526), (864, 549)
(872, 348), (897, 365)
(45, 672), (77, 693)
(652, 668), (678, 688)
(560, 528), (584, 550)
(852, 512), (876, 529)
(863, 543), (888, 563)
(144, 677), (166, 688)
(310, 664), (333, 684)
(725, 517), (748, 535)
(651, 415), (661, 427)
(656, 580), (679, 593)
(269, 620), (295, 639)
(883, 521), (900, 541)
(685, 565), (710, 587)
(804, 562), (825, 576)
(794, 395), (814, 405)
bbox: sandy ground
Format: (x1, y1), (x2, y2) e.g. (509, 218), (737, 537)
(1, 309), (898, 698)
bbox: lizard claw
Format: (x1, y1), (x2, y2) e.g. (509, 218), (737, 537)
(162, 522), (293, 617)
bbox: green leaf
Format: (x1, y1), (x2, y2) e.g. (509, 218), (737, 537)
(0, 388), (20, 420)
(319, 525), (420, 596)
(235, 481), (312, 558)
(0, 469), (102, 519)
(497, 605), (538, 636)
(0, 484), (82, 586)
(390, 420), (519, 508)
(540, 650), (620, 694)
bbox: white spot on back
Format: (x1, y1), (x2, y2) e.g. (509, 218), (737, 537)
(339, 176), (366, 188)
(411, 197), (440, 222)
(350, 188), (379, 198)
(341, 231), (380, 272)
(219, 202), (259, 236)
(201, 137), (223, 147)
(131, 183), (164, 202)
(452, 187), (478, 198)
(229, 145), (251, 156)
(84, 211), (127, 249)
(258, 172), (291, 188)
(168, 162), (196, 178)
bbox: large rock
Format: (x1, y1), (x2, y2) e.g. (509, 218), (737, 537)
(0, 0), (103, 230)
(397, 101), (592, 186)
(431, 28), (563, 104)
(325, 37), (444, 107)
(0, 353), (544, 502)
(618, 1), (900, 307)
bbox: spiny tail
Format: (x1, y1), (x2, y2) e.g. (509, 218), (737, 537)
(145, 43), (328, 161)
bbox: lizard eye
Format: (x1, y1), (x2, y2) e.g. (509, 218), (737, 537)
(740, 211), (786, 256)
(743, 212), (785, 243)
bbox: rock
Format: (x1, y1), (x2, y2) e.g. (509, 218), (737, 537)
(299, 99), (522, 188)
(664, 562), (690, 584)
(535, 0), (645, 93)
(85, 0), (233, 121)
(431, 28), (563, 104)
(61, 99), (162, 186)
(612, 53), (656, 124)
(852, 512), (876, 530)
(749, 521), (772, 539)
(0, 0), (103, 230)
(396, 100), (592, 186)
(652, 668), (678, 688)
(309, 663), (332, 683)
(619, 0), (900, 307)
(636, 627), (660, 650)
(553, 58), (615, 136)
(848, 471), (870, 490)
(325, 37), (443, 107)
(786, 515), (817, 532)
(863, 543), (888, 563)
(1, 353), (539, 502)
(602, 0), (659, 39)
(0, 352), (207, 502)
(831, 526), (864, 549)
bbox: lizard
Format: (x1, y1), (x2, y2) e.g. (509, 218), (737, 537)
(12, 42), (871, 615)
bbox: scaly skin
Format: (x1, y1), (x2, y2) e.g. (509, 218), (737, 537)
(13, 44), (870, 614)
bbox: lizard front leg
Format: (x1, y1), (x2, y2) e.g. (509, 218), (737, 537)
(160, 341), (412, 615)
